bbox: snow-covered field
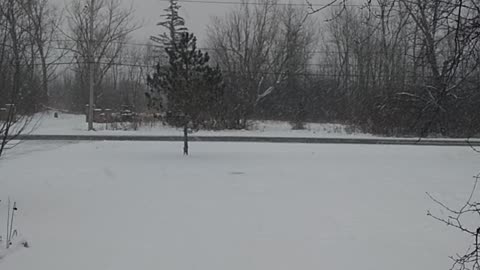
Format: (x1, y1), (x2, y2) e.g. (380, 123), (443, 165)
(0, 141), (478, 270)
(29, 111), (370, 138)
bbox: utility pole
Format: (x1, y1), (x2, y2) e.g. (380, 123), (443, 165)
(87, 0), (95, 130)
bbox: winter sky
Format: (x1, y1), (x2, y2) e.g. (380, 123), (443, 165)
(51, 0), (339, 45)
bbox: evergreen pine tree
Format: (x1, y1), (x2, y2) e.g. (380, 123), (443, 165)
(146, 3), (224, 155)
(150, 0), (187, 49)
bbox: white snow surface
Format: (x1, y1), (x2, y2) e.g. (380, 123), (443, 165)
(0, 141), (479, 270)
(29, 111), (369, 138)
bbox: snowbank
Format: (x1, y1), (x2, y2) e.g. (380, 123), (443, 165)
(28, 111), (371, 138)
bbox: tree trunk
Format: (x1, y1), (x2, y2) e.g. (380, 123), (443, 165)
(41, 61), (48, 106)
(39, 46), (49, 107)
(183, 125), (188, 155)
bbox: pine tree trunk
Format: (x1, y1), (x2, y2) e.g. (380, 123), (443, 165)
(183, 125), (189, 155)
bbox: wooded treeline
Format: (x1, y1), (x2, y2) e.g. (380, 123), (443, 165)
(207, 0), (480, 136)
(1, 0), (479, 137)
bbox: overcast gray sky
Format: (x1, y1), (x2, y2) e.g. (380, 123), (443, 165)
(52, 0), (338, 46)
(131, 0), (232, 43)
(134, 0), (336, 44)
(52, 0), (229, 44)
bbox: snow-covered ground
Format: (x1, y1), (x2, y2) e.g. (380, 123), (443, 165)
(0, 141), (478, 270)
(29, 111), (370, 138)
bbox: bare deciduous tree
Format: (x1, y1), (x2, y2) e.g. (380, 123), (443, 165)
(0, 0), (43, 158)
(207, 0), (317, 128)
(397, 0), (480, 136)
(428, 176), (480, 270)
(20, 0), (64, 107)
(65, 0), (138, 113)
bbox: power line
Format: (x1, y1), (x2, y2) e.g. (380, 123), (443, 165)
(63, 61), (441, 79)
(158, 0), (368, 7)
(48, 39), (424, 55)
(6, 59), (445, 82)
(46, 56), (413, 69)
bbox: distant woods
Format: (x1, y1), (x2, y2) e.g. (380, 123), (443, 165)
(1, 0), (480, 137)
(207, 0), (480, 136)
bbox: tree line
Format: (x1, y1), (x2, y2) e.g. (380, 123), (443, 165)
(1, 0), (480, 138)
(206, 0), (480, 137)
